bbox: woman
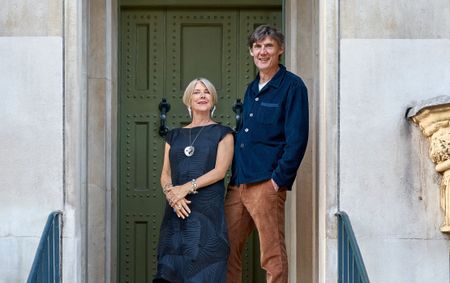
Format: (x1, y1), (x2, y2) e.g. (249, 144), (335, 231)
(154, 78), (234, 283)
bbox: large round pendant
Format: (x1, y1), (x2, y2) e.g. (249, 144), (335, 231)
(184, 146), (195, 157)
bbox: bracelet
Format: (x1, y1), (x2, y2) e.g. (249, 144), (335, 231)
(189, 179), (198, 194)
(162, 183), (172, 193)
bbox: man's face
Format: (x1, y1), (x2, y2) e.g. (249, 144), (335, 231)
(250, 36), (284, 73)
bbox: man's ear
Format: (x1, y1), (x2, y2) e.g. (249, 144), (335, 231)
(249, 47), (254, 57)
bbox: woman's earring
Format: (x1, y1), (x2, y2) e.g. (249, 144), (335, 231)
(211, 105), (216, 117)
(187, 107), (192, 118)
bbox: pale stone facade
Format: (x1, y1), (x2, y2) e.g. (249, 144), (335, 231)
(0, 36), (63, 283)
(0, 0), (449, 283)
(337, 1), (450, 281)
(0, 2), (64, 281)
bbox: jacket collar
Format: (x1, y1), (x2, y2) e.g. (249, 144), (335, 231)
(250, 64), (286, 95)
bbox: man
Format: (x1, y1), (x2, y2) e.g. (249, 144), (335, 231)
(225, 25), (309, 283)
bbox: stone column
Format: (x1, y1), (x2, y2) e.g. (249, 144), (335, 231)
(408, 96), (450, 233)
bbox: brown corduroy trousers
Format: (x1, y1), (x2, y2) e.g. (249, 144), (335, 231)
(225, 180), (288, 283)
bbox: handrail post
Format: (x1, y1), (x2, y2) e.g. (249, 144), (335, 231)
(336, 211), (370, 283)
(27, 211), (63, 283)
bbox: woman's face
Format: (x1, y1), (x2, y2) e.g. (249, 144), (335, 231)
(190, 81), (213, 115)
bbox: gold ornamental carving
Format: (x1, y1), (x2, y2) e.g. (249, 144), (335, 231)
(409, 102), (450, 233)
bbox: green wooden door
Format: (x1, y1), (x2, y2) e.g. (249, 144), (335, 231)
(119, 4), (281, 283)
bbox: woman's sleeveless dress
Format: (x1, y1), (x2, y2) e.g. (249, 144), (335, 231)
(154, 124), (233, 283)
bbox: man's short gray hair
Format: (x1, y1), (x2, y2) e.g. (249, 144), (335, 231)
(247, 25), (285, 49)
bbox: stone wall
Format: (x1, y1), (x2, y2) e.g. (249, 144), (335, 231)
(338, 0), (450, 282)
(0, 1), (64, 282)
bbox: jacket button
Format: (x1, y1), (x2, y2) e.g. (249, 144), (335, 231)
(244, 128), (249, 132)
(249, 113), (254, 117)
(240, 143), (245, 148)
(255, 97), (259, 101)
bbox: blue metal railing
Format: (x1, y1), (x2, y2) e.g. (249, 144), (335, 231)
(27, 211), (63, 283)
(336, 211), (370, 283)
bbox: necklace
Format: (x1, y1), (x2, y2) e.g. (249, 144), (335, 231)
(184, 126), (205, 157)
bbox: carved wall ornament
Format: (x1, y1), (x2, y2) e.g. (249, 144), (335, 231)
(407, 96), (450, 233)
(429, 127), (450, 165)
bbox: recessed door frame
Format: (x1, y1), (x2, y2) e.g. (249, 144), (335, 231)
(76, 0), (319, 282)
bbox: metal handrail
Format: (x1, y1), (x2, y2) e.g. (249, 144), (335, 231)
(336, 211), (370, 283)
(27, 211), (63, 283)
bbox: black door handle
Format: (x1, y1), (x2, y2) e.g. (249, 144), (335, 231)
(232, 99), (243, 131)
(158, 98), (171, 137)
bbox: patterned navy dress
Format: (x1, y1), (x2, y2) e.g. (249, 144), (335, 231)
(154, 124), (233, 283)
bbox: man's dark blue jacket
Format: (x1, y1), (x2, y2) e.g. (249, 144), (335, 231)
(230, 64), (309, 190)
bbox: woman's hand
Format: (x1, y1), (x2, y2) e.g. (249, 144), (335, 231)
(163, 186), (174, 204)
(166, 184), (191, 205)
(172, 198), (191, 219)
(164, 185), (192, 219)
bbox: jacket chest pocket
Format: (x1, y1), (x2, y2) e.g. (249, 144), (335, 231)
(256, 102), (280, 124)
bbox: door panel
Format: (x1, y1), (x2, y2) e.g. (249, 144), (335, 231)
(120, 11), (166, 283)
(165, 10), (238, 128)
(119, 7), (281, 283)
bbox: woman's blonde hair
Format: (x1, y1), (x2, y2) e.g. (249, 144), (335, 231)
(182, 78), (218, 108)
